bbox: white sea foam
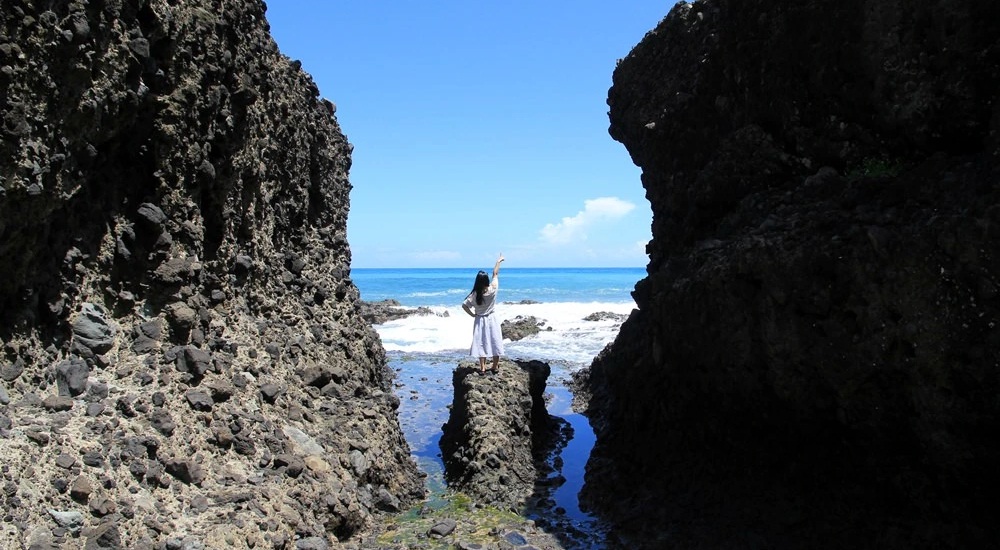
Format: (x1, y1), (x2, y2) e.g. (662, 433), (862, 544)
(373, 300), (635, 368)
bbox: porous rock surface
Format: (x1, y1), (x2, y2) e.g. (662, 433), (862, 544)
(439, 359), (562, 511)
(0, 1), (422, 548)
(581, 1), (1000, 549)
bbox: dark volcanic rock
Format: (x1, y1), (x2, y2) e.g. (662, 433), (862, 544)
(71, 303), (116, 355)
(582, 1), (1000, 549)
(0, 1), (422, 548)
(359, 299), (441, 324)
(55, 357), (90, 397)
(581, 311), (627, 323)
(500, 315), (549, 341)
(439, 359), (563, 510)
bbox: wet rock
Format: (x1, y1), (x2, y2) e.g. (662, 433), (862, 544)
(428, 518), (457, 538)
(582, 311), (628, 322)
(500, 316), (548, 341)
(359, 299), (439, 324)
(440, 359), (562, 509)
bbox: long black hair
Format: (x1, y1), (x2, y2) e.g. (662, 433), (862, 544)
(472, 270), (490, 305)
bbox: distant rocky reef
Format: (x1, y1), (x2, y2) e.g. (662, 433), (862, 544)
(0, 1), (422, 548)
(580, 0), (1000, 548)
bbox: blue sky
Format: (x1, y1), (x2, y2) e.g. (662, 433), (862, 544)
(265, 2), (673, 268)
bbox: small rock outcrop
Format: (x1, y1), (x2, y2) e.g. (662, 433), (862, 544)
(581, 311), (627, 323)
(359, 299), (440, 325)
(0, 1), (422, 548)
(500, 315), (549, 341)
(439, 360), (563, 510)
(582, 1), (1000, 549)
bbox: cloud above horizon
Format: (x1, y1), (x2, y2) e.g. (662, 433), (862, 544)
(540, 197), (636, 245)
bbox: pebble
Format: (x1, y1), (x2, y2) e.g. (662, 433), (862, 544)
(428, 518), (457, 537)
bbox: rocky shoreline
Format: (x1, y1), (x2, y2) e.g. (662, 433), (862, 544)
(354, 357), (612, 550)
(8, 0), (994, 548)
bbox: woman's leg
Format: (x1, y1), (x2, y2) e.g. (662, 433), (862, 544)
(479, 357), (487, 372)
(491, 355), (499, 372)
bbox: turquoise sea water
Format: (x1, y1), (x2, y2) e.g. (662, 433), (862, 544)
(353, 267), (643, 365)
(353, 267), (645, 547)
(352, 267), (643, 307)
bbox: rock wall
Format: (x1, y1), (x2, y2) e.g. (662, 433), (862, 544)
(0, 1), (422, 548)
(439, 360), (561, 511)
(582, 1), (1000, 548)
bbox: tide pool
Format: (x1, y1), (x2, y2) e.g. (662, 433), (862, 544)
(357, 268), (644, 547)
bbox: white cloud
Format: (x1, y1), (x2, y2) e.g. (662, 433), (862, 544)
(540, 197), (635, 245)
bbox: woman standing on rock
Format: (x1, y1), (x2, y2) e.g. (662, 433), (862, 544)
(462, 253), (505, 373)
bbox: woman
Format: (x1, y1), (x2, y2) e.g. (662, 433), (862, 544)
(462, 253), (505, 373)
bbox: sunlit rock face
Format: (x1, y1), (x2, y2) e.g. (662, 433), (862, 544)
(0, 1), (422, 547)
(581, 1), (1000, 548)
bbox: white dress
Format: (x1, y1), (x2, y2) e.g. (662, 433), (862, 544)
(463, 277), (504, 357)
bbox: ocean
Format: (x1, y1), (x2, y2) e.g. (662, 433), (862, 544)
(352, 267), (643, 366)
(352, 267), (644, 544)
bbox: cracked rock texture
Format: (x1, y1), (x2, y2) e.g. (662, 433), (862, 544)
(581, 1), (1000, 549)
(0, 0), (422, 548)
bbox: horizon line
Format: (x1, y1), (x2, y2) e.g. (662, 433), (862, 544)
(350, 265), (647, 270)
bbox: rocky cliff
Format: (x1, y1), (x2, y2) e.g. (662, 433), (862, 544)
(582, 1), (1000, 548)
(0, 1), (422, 548)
